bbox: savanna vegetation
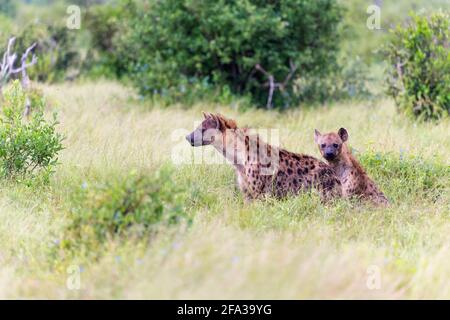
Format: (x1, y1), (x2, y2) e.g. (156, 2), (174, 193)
(0, 0), (448, 299)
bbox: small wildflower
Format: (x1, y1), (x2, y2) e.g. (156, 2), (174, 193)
(172, 242), (181, 250)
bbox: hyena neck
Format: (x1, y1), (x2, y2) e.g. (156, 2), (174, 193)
(242, 129), (273, 165)
(333, 143), (366, 176)
(213, 128), (273, 170)
(212, 128), (247, 168)
(330, 143), (353, 170)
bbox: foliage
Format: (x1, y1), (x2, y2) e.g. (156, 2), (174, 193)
(295, 56), (374, 104)
(385, 12), (450, 121)
(118, 0), (342, 107)
(83, 0), (136, 78)
(340, 0), (450, 65)
(14, 22), (81, 82)
(0, 0), (16, 17)
(0, 16), (81, 83)
(0, 81), (64, 180)
(61, 167), (190, 257)
(0, 14), (14, 44)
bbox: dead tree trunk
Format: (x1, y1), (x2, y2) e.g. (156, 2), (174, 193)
(0, 37), (38, 116)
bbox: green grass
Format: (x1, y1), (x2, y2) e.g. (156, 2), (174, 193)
(0, 81), (448, 299)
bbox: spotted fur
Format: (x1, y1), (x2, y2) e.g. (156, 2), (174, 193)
(314, 128), (389, 206)
(186, 113), (341, 201)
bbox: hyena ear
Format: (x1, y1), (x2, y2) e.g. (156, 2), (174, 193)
(338, 128), (348, 142)
(215, 113), (237, 131)
(314, 129), (321, 143)
(203, 112), (221, 129)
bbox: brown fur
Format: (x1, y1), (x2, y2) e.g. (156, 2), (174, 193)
(186, 113), (341, 201)
(314, 128), (389, 206)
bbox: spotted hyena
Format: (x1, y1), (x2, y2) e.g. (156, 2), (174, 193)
(185, 112), (341, 201)
(314, 127), (389, 206)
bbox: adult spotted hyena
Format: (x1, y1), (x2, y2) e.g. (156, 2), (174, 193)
(186, 112), (341, 201)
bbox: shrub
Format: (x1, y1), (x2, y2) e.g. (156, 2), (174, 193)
(83, 1), (136, 78)
(0, 80), (64, 180)
(0, 0), (16, 17)
(385, 12), (450, 121)
(119, 0), (342, 107)
(60, 168), (190, 257)
(294, 56), (374, 104)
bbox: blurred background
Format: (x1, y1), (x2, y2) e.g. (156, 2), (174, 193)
(0, 0), (449, 113)
(0, 0), (449, 299)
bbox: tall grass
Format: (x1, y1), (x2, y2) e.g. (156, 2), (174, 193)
(0, 81), (448, 299)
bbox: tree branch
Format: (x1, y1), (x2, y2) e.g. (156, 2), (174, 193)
(0, 38), (38, 117)
(254, 60), (298, 109)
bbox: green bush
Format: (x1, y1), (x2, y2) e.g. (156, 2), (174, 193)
(0, 81), (64, 180)
(83, 1), (135, 78)
(0, 15), (13, 53)
(119, 0), (342, 107)
(61, 168), (190, 257)
(385, 12), (450, 121)
(0, 0), (16, 17)
(295, 56), (374, 104)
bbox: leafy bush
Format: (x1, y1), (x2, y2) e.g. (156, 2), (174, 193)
(0, 0), (16, 17)
(0, 81), (64, 180)
(295, 56), (374, 104)
(61, 168), (190, 256)
(119, 0), (342, 107)
(83, 1), (135, 78)
(385, 12), (450, 121)
(0, 14), (14, 45)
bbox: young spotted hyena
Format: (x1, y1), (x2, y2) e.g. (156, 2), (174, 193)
(314, 128), (389, 206)
(186, 112), (341, 201)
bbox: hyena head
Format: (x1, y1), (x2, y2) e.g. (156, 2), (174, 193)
(186, 112), (237, 147)
(314, 128), (348, 162)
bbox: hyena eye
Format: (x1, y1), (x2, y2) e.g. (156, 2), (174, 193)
(321, 144), (326, 148)
(333, 143), (338, 148)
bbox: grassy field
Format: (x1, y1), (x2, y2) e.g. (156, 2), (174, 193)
(0, 81), (448, 299)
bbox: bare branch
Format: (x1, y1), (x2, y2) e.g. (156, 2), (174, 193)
(255, 64), (270, 78)
(267, 75), (275, 109)
(254, 60), (299, 109)
(1, 37), (17, 82)
(1, 37), (16, 70)
(281, 59), (298, 89)
(0, 38), (38, 117)
(11, 43), (38, 73)
(20, 43), (38, 89)
(395, 57), (406, 93)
